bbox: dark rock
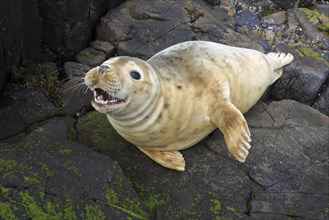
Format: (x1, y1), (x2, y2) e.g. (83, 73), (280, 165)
(39, 0), (118, 61)
(0, 118), (149, 219)
(17, 89), (63, 125)
(1, 0), (42, 63)
(75, 100), (329, 219)
(272, 0), (298, 9)
(2, 132), (27, 144)
(0, 44), (7, 95)
(61, 86), (93, 116)
(109, 0), (126, 8)
(0, 106), (26, 141)
(0, 88), (62, 141)
(324, 50), (329, 61)
(75, 48), (106, 67)
(0, 0), (127, 93)
(62, 62), (92, 116)
(90, 40), (116, 57)
(96, 0), (194, 59)
(0, 0), (24, 94)
(39, 0), (65, 54)
(313, 82), (329, 116)
(217, 0), (281, 17)
(290, 56), (327, 103)
(316, 4), (329, 17)
(272, 0), (315, 10)
(262, 10), (287, 25)
(257, 0), (282, 16)
(246, 33), (273, 53)
(76, 111), (132, 152)
(235, 10), (261, 30)
(95, 0), (265, 59)
(286, 8), (299, 33)
(41, 46), (58, 63)
(272, 44), (329, 107)
(245, 100), (329, 219)
(21, 0), (43, 62)
(63, 61), (90, 78)
(203, 0), (220, 5)
(63, 21), (92, 53)
(293, 8), (329, 49)
(191, 0), (232, 25)
(193, 12), (264, 51)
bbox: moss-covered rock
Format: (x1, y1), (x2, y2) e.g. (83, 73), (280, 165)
(0, 119), (150, 219)
(76, 111), (133, 151)
(296, 47), (329, 67)
(12, 60), (64, 107)
(299, 8), (329, 37)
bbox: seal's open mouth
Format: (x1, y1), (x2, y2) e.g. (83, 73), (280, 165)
(94, 88), (124, 105)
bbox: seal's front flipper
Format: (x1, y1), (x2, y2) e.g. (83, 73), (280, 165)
(209, 101), (252, 162)
(137, 147), (186, 171)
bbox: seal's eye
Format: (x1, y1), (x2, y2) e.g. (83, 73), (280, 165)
(98, 65), (109, 74)
(130, 71), (141, 80)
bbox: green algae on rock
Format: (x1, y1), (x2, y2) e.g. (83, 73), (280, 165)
(299, 7), (329, 36)
(76, 111), (132, 150)
(0, 119), (154, 219)
(296, 47), (329, 67)
(106, 168), (149, 220)
(84, 204), (106, 220)
(11, 60), (64, 107)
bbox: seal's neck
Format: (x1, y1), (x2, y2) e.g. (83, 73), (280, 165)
(106, 67), (164, 130)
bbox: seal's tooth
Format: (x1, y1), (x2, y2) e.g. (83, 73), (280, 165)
(97, 95), (104, 101)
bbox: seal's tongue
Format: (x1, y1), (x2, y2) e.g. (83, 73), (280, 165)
(95, 88), (109, 101)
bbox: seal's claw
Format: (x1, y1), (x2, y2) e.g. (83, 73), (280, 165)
(240, 143), (250, 156)
(242, 140), (251, 150)
(137, 147), (186, 171)
(236, 141), (250, 162)
(233, 132), (252, 162)
(244, 135), (251, 143)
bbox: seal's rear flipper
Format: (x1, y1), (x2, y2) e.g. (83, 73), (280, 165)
(266, 52), (294, 84)
(137, 147), (186, 171)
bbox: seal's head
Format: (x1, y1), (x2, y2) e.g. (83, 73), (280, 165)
(85, 57), (160, 116)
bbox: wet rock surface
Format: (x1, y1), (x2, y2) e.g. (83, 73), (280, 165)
(0, 119), (149, 219)
(272, 43), (328, 106)
(1, 0), (329, 219)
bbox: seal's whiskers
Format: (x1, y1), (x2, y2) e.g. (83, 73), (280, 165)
(62, 77), (89, 94)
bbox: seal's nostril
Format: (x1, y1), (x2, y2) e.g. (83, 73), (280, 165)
(98, 65), (109, 74)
